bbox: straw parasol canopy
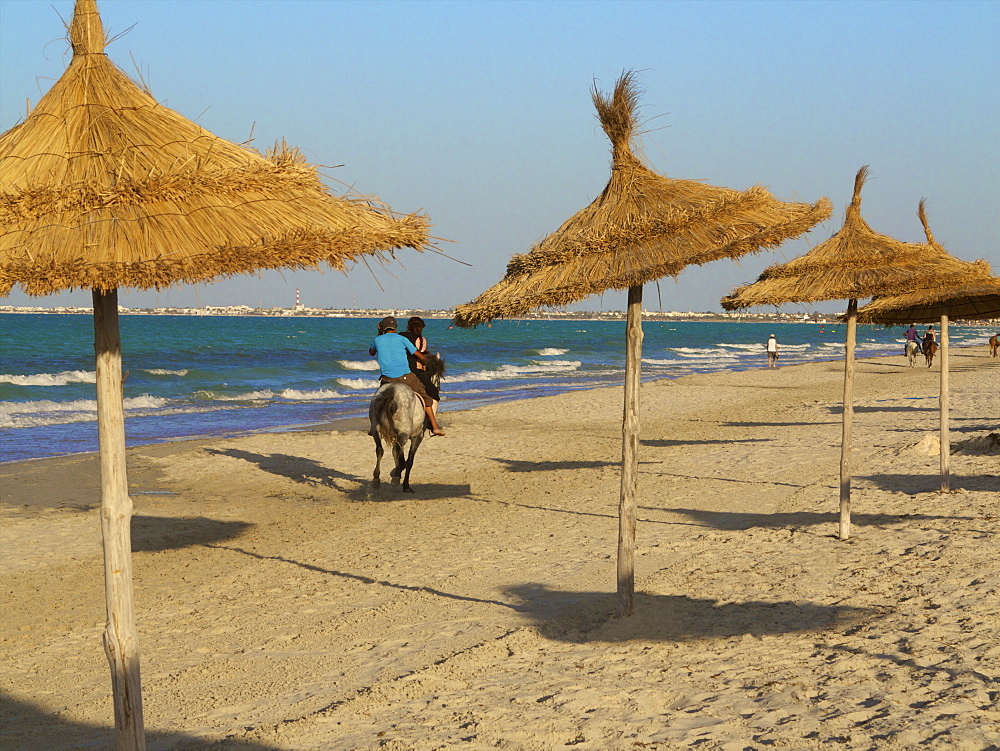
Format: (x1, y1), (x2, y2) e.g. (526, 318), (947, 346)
(453, 71), (831, 327)
(453, 71), (831, 616)
(857, 280), (1000, 323)
(720, 168), (976, 310)
(0, 0), (432, 296)
(721, 167), (985, 541)
(857, 201), (1000, 325)
(0, 2), (433, 748)
(856, 201), (999, 494)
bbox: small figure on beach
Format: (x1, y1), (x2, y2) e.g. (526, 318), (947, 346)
(765, 333), (779, 368)
(905, 323), (922, 354)
(989, 333), (999, 358)
(401, 316), (441, 417)
(369, 316), (445, 436)
(923, 325), (936, 350)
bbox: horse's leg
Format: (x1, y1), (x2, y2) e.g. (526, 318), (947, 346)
(401, 432), (424, 493)
(371, 431), (383, 488)
(390, 439), (406, 486)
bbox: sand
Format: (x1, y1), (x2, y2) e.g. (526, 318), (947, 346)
(2, 349), (999, 750)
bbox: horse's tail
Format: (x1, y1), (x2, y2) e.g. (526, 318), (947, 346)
(372, 388), (400, 446)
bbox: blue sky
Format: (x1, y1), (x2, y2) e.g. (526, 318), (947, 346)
(2, 0), (997, 313)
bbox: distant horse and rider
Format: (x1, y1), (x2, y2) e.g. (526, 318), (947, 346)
(990, 334), (999, 358)
(905, 339), (920, 367)
(923, 338), (939, 368)
(367, 316), (446, 493)
(368, 352), (445, 492)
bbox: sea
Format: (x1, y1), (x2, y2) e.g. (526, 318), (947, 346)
(2, 313), (995, 464)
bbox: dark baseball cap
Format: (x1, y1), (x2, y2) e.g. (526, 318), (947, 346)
(379, 316), (397, 331)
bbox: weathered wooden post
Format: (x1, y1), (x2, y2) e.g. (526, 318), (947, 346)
(93, 289), (145, 751)
(839, 298), (858, 541)
(618, 284), (643, 616)
(939, 307), (950, 492)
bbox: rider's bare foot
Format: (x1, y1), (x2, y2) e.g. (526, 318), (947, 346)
(432, 429), (446, 437)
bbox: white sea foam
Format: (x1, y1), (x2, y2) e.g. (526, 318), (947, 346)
(444, 360), (581, 383)
(669, 347), (740, 359)
(0, 394), (171, 429)
(277, 388), (342, 400)
(143, 368), (189, 376)
(337, 360), (380, 371)
(537, 348), (568, 356)
(337, 377), (378, 390)
(0, 370), (95, 386)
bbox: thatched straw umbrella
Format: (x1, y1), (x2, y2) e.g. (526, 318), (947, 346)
(453, 71), (832, 615)
(721, 167), (980, 541)
(0, 1), (432, 747)
(857, 201), (1000, 491)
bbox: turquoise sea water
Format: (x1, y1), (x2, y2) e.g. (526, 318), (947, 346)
(2, 313), (994, 464)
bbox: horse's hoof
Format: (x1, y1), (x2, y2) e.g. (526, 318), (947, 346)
(403, 485), (414, 493)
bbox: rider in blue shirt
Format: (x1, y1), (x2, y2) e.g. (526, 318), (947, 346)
(369, 317), (445, 436)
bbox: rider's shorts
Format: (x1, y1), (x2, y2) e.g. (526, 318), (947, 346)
(379, 372), (432, 407)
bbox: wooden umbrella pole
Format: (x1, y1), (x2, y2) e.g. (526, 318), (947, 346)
(939, 308), (950, 492)
(93, 289), (146, 751)
(617, 284), (643, 616)
(839, 298), (858, 541)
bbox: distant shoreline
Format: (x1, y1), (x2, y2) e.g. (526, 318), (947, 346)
(3, 306), (853, 324)
(3, 306), (996, 325)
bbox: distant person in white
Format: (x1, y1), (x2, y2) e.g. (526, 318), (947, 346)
(766, 333), (779, 368)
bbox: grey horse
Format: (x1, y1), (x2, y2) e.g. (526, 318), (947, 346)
(368, 354), (444, 492)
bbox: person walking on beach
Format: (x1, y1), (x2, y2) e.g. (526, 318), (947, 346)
(905, 323), (922, 354)
(766, 333), (779, 368)
(369, 317), (445, 436)
(401, 316), (440, 416)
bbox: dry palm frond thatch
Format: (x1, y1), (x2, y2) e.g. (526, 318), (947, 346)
(453, 71), (831, 327)
(856, 201), (1000, 324)
(721, 168), (975, 310)
(0, 0), (431, 296)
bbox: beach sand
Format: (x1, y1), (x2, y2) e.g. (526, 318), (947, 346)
(2, 349), (998, 750)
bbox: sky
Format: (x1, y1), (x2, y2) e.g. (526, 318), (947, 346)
(1, 0), (998, 314)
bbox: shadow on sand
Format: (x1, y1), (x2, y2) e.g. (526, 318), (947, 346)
(132, 515), (253, 553)
(204, 448), (362, 491)
(206, 543), (524, 612)
(0, 693), (280, 751)
(640, 437), (773, 447)
(857, 473), (1000, 495)
(488, 457), (617, 472)
(503, 584), (877, 644)
(641, 506), (977, 533)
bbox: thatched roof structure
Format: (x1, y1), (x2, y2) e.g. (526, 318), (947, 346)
(856, 201), (1000, 324)
(453, 71), (831, 327)
(721, 167), (974, 310)
(0, 0), (431, 297)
